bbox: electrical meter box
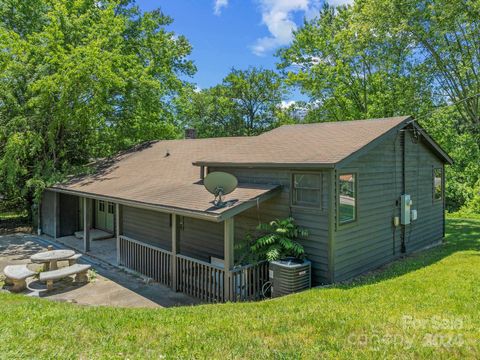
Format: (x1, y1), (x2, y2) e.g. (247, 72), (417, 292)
(401, 194), (412, 225)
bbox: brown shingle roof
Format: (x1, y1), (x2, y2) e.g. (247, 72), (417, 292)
(51, 137), (279, 220)
(50, 115), (451, 219)
(194, 116), (412, 167)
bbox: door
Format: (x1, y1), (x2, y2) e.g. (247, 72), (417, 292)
(106, 202), (115, 232)
(96, 200), (115, 233)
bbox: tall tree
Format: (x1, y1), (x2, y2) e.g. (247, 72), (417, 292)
(0, 0), (195, 212)
(277, 4), (434, 122)
(359, 0), (480, 133)
(224, 67), (285, 135)
(178, 67), (285, 137)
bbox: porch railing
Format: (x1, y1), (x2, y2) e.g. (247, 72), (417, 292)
(230, 261), (269, 302)
(176, 254), (225, 302)
(119, 235), (172, 286)
(119, 235), (269, 303)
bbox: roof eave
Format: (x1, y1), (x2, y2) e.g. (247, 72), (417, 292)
(47, 185), (282, 223)
(192, 161), (335, 169)
(336, 116), (453, 167)
(216, 186), (282, 222)
(411, 122), (454, 165)
(336, 116), (414, 168)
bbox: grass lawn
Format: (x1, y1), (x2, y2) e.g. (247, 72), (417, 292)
(0, 218), (479, 359)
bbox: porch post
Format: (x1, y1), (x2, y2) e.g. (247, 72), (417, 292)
(83, 197), (91, 252)
(115, 203), (121, 265)
(224, 217), (235, 301)
(171, 214), (179, 291)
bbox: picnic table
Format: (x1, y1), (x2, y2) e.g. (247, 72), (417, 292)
(30, 249), (75, 271)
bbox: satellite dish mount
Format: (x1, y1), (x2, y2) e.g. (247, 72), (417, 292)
(203, 172), (238, 208)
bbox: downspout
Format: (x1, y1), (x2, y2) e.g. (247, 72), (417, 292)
(401, 130), (406, 254)
(328, 168), (336, 283)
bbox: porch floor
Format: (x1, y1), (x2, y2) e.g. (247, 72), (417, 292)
(54, 234), (117, 266)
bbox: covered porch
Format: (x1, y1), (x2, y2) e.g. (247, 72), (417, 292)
(41, 187), (279, 303)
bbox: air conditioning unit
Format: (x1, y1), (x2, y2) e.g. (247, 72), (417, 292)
(269, 258), (311, 298)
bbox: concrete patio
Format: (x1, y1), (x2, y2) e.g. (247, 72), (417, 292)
(52, 234), (117, 265)
(0, 233), (201, 308)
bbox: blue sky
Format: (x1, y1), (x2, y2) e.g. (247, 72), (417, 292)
(136, 0), (351, 99)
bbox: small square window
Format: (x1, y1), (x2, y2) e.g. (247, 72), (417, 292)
(99, 201), (105, 212)
(433, 168), (443, 201)
(108, 202), (115, 214)
(339, 173), (356, 224)
(292, 173), (322, 208)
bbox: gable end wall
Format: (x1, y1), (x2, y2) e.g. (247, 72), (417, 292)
(333, 130), (445, 281)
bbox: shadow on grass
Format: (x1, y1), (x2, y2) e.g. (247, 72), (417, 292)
(334, 218), (480, 289)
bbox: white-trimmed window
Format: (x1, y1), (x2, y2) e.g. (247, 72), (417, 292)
(339, 173), (356, 224)
(433, 168), (443, 201)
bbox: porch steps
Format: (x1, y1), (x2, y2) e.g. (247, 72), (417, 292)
(73, 229), (113, 241)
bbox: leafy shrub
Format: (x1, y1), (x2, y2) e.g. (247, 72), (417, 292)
(250, 217), (307, 262)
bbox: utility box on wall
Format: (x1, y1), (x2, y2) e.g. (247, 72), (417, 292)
(401, 194), (412, 225)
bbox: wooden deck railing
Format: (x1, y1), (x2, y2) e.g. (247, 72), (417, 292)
(119, 235), (172, 286)
(119, 235), (269, 303)
(176, 255), (225, 302)
(230, 261), (269, 302)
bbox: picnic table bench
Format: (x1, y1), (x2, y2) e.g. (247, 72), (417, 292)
(39, 264), (91, 290)
(4, 265), (37, 292)
(31, 249), (75, 271)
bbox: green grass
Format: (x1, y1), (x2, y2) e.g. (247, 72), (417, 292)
(0, 218), (479, 359)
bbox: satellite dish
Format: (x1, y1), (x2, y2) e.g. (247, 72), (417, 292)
(204, 172), (238, 208)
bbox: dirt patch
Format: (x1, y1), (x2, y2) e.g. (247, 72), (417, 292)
(0, 226), (32, 235)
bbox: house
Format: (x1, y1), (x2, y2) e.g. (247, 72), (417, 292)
(39, 116), (452, 302)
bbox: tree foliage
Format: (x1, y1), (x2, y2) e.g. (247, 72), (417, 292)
(278, 4), (434, 121)
(0, 0), (194, 212)
(359, 0), (480, 132)
(178, 67), (286, 137)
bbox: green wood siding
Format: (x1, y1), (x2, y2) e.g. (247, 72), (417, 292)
(122, 205), (224, 263)
(211, 167), (331, 285)
(404, 133), (444, 251)
(41, 190), (56, 237)
(122, 206), (172, 250)
(334, 130), (444, 281)
(179, 217), (224, 262)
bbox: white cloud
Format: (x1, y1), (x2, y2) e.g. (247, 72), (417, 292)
(280, 100), (296, 109)
(214, 0), (229, 15)
(252, 0), (353, 56)
(252, 0), (312, 56)
(326, 0), (353, 6)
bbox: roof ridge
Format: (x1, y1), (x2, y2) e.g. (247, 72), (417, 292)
(274, 115), (411, 129)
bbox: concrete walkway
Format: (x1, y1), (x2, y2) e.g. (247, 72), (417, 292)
(0, 233), (201, 308)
